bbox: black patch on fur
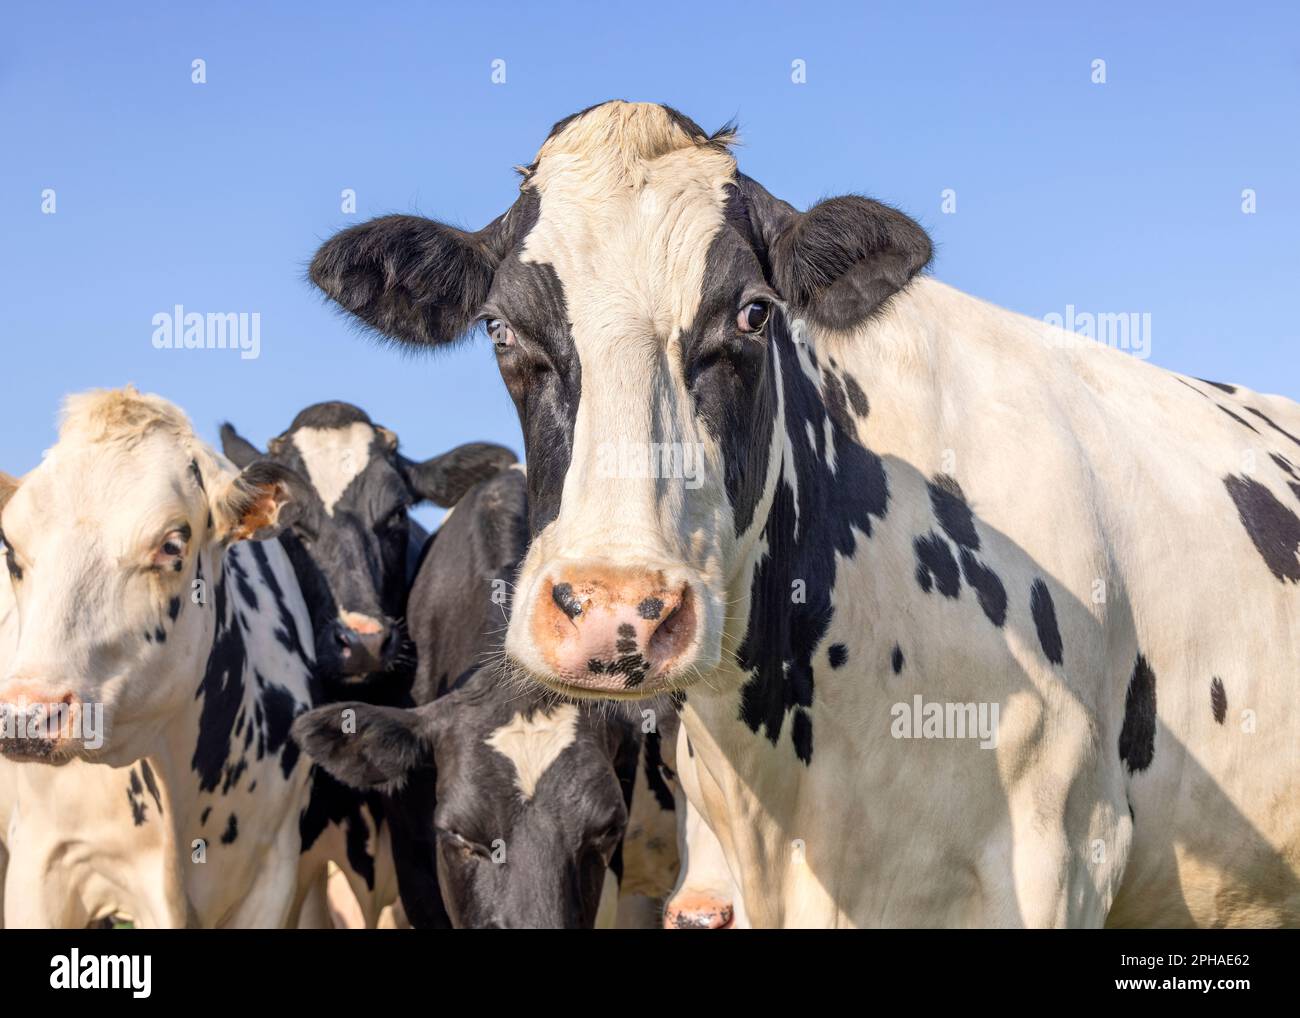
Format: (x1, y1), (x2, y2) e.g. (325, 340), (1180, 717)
(299, 766), (381, 890)
(1118, 654), (1157, 773)
(126, 769), (147, 826)
(1029, 579), (1064, 665)
(842, 374), (870, 417)
(167, 597), (181, 622)
(1210, 676), (1227, 725)
(791, 708), (813, 765)
(1247, 407), (1300, 448)
(914, 532), (960, 597)
(200, 806), (211, 826)
(736, 314), (890, 753)
(929, 474), (979, 550)
(642, 730), (676, 811)
(140, 760), (163, 815)
(891, 644), (904, 674)
(221, 813), (239, 845)
(828, 643), (848, 669)
(1218, 404), (1259, 433)
(959, 548), (1008, 627)
(683, 187), (778, 539)
(1198, 378), (1238, 394)
(1223, 474), (1300, 582)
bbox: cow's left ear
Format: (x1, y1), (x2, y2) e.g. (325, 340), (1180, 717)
(292, 701), (443, 791)
(219, 422), (264, 469)
(214, 461), (309, 543)
(740, 175), (932, 333)
(400, 442), (518, 508)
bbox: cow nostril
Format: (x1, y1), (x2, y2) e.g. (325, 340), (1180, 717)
(551, 582), (583, 621)
(647, 585), (695, 665)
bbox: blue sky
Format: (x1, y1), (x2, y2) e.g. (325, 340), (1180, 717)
(3, 0), (1297, 526)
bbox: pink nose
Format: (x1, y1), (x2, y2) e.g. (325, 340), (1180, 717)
(0, 685), (82, 760)
(663, 893), (735, 930)
(530, 567), (697, 693)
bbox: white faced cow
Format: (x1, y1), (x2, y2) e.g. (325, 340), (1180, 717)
(311, 101), (1300, 927)
(0, 387), (379, 927)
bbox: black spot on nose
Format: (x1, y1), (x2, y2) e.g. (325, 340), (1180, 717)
(552, 582), (583, 619)
(616, 624), (637, 654)
(827, 643), (848, 668)
(1210, 676), (1227, 725)
(637, 596), (664, 620)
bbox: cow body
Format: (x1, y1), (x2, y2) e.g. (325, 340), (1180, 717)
(3, 538), (318, 927)
(0, 389), (393, 927)
(310, 101), (1300, 926)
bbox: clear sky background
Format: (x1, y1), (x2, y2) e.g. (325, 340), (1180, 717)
(2, 1), (1297, 527)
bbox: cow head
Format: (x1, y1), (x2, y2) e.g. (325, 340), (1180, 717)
(292, 687), (638, 928)
(0, 387), (303, 765)
(221, 403), (515, 687)
(311, 101), (931, 700)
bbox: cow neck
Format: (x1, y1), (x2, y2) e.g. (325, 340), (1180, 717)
(726, 315), (887, 761)
(149, 544), (245, 835)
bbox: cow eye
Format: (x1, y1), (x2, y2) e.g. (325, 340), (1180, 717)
(485, 318), (517, 350)
(152, 526), (191, 571)
(737, 300), (771, 334)
(2, 537), (21, 582)
(436, 827), (491, 860)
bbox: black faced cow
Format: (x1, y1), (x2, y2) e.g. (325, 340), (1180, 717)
(310, 100), (1300, 927)
(294, 465), (661, 928)
(221, 402), (515, 703)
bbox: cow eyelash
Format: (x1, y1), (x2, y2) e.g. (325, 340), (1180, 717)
(2, 536), (22, 582)
(435, 827), (492, 858)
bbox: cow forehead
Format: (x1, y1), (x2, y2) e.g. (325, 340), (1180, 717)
(289, 423), (380, 516)
(8, 436), (207, 550)
(484, 704), (580, 801)
(520, 144), (738, 337)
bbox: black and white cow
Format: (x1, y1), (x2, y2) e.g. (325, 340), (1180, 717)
(310, 100), (1300, 927)
(0, 387), (369, 927)
(221, 402), (516, 702)
(294, 465), (654, 928)
(220, 403), (515, 926)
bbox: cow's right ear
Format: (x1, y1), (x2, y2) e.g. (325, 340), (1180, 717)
(219, 423), (264, 469)
(0, 472), (19, 518)
(310, 214), (504, 347)
(291, 701), (442, 791)
(400, 442), (518, 508)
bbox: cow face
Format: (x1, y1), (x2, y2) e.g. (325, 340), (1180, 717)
(311, 101), (931, 700)
(221, 403), (515, 686)
(292, 688), (637, 928)
(0, 388), (302, 766)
